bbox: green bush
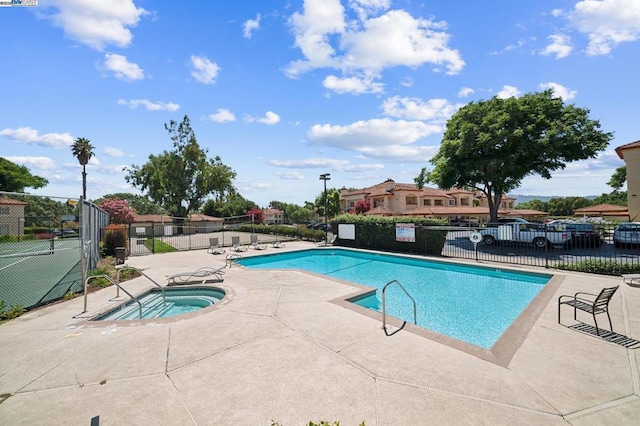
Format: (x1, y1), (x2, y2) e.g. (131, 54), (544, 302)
(0, 303), (26, 320)
(104, 228), (126, 256)
(555, 259), (640, 276)
(236, 224), (325, 241)
(331, 214), (447, 256)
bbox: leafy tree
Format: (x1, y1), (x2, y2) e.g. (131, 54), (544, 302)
(71, 137), (94, 200)
(289, 207), (314, 223)
(97, 193), (164, 215)
(125, 115), (236, 223)
(414, 167), (429, 190)
(0, 158), (48, 192)
(98, 198), (136, 224)
(22, 196), (70, 227)
(608, 166), (627, 190)
(592, 191), (627, 206)
(202, 191), (258, 218)
(314, 188), (341, 218)
(547, 196), (593, 216)
(426, 90), (612, 221)
(515, 199), (548, 212)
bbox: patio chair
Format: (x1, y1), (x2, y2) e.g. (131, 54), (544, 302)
(207, 237), (225, 255)
(271, 240), (286, 248)
(167, 266), (225, 286)
(622, 274), (640, 287)
(316, 234), (337, 247)
(558, 286), (618, 336)
(231, 236), (248, 252)
(250, 234), (267, 250)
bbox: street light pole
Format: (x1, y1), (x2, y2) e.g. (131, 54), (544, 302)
(319, 173), (331, 244)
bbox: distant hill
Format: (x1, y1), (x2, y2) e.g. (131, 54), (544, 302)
(511, 194), (597, 206)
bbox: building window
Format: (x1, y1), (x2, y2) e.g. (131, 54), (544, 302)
(500, 202), (506, 208)
(460, 198), (470, 206)
(448, 199), (456, 206)
(0, 206), (9, 215)
(374, 198), (384, 208)
(434, 200), (443, 206)
(424, 199), (432, 206)
(348, 201), (355, 208)
(406, 196), (417, 205)
(0, 224), (7, 235)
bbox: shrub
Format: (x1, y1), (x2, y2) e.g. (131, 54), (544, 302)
(555, 259), (640, 276)
(0, 304), (26, 320)
(98, 198), (136, 224)
(104, 226), (126, 256)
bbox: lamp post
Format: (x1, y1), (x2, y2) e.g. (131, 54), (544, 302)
(319, 173), (331, 244)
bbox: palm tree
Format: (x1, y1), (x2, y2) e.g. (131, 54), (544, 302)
(71, 137), (94, 200)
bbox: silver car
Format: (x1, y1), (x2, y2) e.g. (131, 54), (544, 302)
(613, 222), (640, 248)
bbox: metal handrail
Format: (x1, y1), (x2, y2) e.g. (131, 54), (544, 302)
(381, 279), (417, 334)
(84, 274), (143, 319)
(115, 266), (165, 304)
(226, 253), (242, 267)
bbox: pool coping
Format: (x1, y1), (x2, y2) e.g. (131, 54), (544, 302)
(238, 246), (566, 367)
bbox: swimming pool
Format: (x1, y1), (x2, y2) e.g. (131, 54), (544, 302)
(239, 249), (552, 349)
(92, 287), (225, 321)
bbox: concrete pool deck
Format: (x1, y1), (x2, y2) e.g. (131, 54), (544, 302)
(1, 242), (639, 425)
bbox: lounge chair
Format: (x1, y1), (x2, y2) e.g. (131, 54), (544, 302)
(231, 236), (248, 252)
(250, 234), (267, 250)
(558, 286), (618, 336)
(622, 274), (640, 287)
(207, 237), (225, 255)
(167, 266), (225, 286)
(316, 234), (337, 247)
(271, 240), (286, 248)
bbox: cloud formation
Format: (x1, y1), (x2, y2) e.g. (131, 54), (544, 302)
(539, 82), (577, 100)
(541, 34), (573, 59)
(243, 14), (261, 38)
(190, 55), (220, 84)
(0, 127), (74, 148)
(4, 156), (57, 170)
(207, 109), (236, 123)
(102, 53), (145, 81)
(117, 98), (180, 111)
(44, 0), (147, 50)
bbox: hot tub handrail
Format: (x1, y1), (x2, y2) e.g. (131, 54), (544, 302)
(381, 279), (417, 336)
(115, 266), (165, 304)
(84, 274), (143, 319)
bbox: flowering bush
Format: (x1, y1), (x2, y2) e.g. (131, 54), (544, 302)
(98, 198), (136, 224)
(351, 199), (371, 214)
(247, 208), (264, 223)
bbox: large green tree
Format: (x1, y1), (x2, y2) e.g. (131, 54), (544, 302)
(0, 158), (48, 192)
(314, 188), (341, 218)
(71, 137), (94, 200)
(202, 191), (257, 218)
(426, 90), (612, 221)
(608, 166), (627, 190)
(126, 115), (236, 220)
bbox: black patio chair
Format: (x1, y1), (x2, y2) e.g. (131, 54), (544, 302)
(558, 286), (619, 336)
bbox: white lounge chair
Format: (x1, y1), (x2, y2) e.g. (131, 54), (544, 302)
(207, 237), (225, 255)
(250, 234), (267, 250)
(316, 234), (337, 247)
(271, 240), (286, 248)
(231, 236), (248, 252)
(622, 274), (640, 287)
(167, 266), (225, 286)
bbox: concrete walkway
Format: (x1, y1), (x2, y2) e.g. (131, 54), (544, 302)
(1, 242), (639, 425)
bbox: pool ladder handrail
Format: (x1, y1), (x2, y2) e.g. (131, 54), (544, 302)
(226, 253), (242, 267)
(115, 266), (165, 304)
(84, 274), (143, 319)
(381, 279), (417, 336)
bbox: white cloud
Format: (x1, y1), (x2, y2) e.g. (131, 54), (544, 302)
(103, 147), (126, 157)
(458, 87), (474, 98)
(44, 0), (147, 50)
(381, 96), (459, 122)
(496, 85), (521, 99)
(102, 53), (145, 81)
(323, 74), (384, 94)
(243, 14), (261, 38)
(117, 98), (179, 111)
(568, 0), (640, 55)
(286, 1), (464, 91)
(4, 156), (57, 170)
(0, 126), (74, 148)
(248, 111), (281, 125)
(190, 55), (220, 84)
(538, 82), (577, 101)
(270, 157), (384, 172)
(307, 118), (441, 162)
(207, 108), (236, 123)
(541, 34), (573, 59)
(275, 171), (305, 180)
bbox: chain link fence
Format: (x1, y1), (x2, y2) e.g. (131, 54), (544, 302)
(0, 192), (109, 311)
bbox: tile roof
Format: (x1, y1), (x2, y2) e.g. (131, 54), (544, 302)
(574, 204), (628, 213)
(615, 140), (640, 159)
(0, 197), (28, 205)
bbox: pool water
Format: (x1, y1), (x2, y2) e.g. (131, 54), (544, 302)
(239, 249), (551, 349)
(92, 287), (225, 321)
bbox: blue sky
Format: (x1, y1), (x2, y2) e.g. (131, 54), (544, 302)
(1, 0), (639, 208)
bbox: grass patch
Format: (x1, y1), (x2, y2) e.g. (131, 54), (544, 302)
(144, 238), (178, 253)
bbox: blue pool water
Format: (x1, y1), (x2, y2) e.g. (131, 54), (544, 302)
(239, 249), (551, 349)
(92, 287), (225, 321)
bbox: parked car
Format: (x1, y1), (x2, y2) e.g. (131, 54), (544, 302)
(613, 222), (640, 248)
(479, 222), (571, 248)
(547, 220), (603, 247)
(485, 217), (530, 228)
